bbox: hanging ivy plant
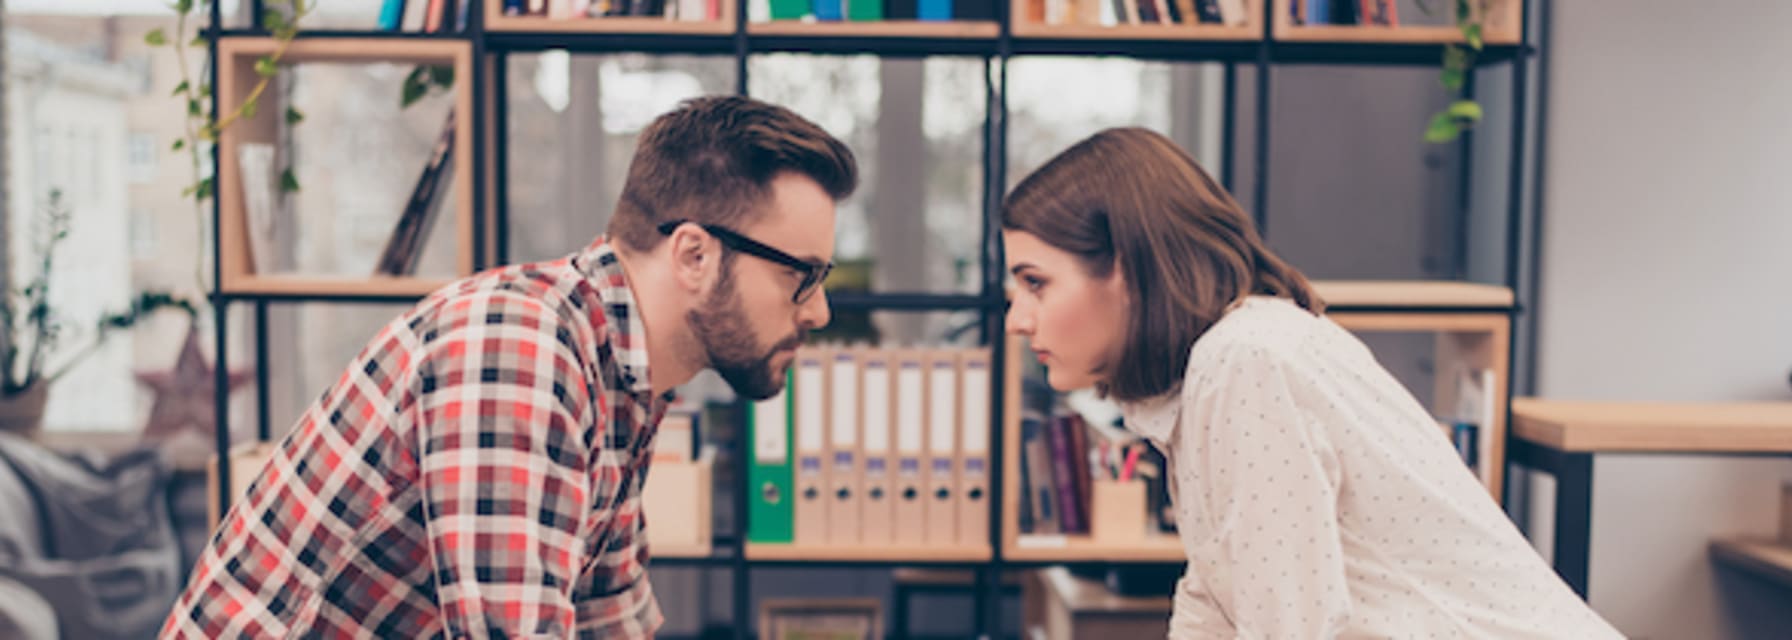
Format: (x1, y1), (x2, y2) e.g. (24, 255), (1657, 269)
(144, 0), (311, 291)
(1419, 0), (1486, 144)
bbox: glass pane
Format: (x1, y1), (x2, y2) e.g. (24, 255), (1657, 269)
(750, 54), (989, 297)
(1006, 57), (1176, 189)
(264, 302), (415, 435)
(5, 9), (182, 431)
(504, 53), (736, 264)
(265, 61), (461, 279)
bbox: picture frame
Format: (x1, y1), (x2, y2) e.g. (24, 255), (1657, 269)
(758, 598), (884, 640)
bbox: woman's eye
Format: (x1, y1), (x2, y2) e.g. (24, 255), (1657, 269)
(1023, 275), (1045, 292)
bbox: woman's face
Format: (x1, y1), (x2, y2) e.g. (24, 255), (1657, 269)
(1003, 230), (1131, 392)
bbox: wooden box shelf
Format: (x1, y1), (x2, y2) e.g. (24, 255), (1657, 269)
(216, 37), (475, 300)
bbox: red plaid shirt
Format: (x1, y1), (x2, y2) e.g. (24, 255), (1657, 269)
(163, 239), (672, 639)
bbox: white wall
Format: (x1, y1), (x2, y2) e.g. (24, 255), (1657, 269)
(1537, 1), (1792, 638)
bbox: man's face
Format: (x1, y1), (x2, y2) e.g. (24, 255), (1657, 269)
(687, 172), (836, 400)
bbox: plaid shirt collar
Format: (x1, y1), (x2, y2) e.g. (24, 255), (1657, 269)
(573, 237), (665, 402)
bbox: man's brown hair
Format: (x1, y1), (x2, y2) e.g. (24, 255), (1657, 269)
(608, 95), (858, 251)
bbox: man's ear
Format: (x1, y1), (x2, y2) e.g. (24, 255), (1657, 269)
(669, 224), (718, 294)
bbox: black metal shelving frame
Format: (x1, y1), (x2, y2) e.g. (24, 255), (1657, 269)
(203, 1), (1543, 637)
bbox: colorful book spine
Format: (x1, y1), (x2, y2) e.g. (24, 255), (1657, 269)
(918, 0), (952, 20)
(769, 0), (810, 20)
(378, 0), (408, 30)
(849, 0), (885, 21)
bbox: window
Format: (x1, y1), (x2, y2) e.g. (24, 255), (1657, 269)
(128, 131), (157, 183)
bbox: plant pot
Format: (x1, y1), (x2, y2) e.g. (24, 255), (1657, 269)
(0, 384), (49, 438)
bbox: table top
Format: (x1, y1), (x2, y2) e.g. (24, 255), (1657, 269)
(1511, 398), (1792, 453)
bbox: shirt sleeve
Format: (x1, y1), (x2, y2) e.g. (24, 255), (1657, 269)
(1176, 341), (1350, 638)
(410, 291), (596, 639)
(1168, 568), (1240, 638)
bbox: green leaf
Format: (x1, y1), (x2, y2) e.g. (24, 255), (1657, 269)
(285, 106), (305, 125)
(263, 10), (289, 33)
(242, 96), (259, 118)
(171, 80), (190, 96)
(171, 138), (185, 151)
(1440, 67), (1465, 92)
(144, 28), (168, 46)
(401, 67), (430, 108)
(254, 56), (278, 78)
(1447, 99), (1484, 122)
(280, 168), (301, 193)
(1462, 23), (1484, 50)
(1425, 112), (1461, 143)
(187, 98), (202, 116)
(1443, 45), (1469, 70)
(428, 65), (454, 88)
(195, 177), (214, 201)
(175, 0), (195, 13)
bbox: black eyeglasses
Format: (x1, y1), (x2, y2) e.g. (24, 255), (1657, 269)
(658, 220), (833, 304)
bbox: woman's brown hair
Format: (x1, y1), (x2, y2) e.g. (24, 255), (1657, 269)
(1002, 127), (1323, 402)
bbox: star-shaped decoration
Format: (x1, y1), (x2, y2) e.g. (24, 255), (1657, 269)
(136, 322), (253, 442)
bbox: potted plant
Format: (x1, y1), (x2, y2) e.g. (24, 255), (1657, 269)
(0, 189), (196, 438)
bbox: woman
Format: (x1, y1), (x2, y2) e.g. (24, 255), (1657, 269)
(1002, 128), (1619, 638)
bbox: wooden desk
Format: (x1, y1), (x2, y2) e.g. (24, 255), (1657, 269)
(1508, 398), (1792, 598)
(1709, 538), (1792, 588)
(1025, 567), (1170, 640)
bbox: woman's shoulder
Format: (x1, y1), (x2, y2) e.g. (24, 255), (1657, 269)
(1184, 296), (1327, 374)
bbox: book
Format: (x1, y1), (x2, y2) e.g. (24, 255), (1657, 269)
(1358, 0), (1395, 25)
(848, 0), (885, 21)
(769, 0), (809, 20)
(887, 0), (919, 18)
(374, 111), (455, 277)
(377, 0), (408, 30)
(951, 0), (995, 20)
(237, 143), (282, 275)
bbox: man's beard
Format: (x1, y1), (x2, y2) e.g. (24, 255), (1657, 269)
(688, 263), (803, 401)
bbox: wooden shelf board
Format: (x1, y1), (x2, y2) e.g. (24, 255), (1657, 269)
(748, 20), (1000, 39)
(1005, 535), (1184, 562)
(220, 35), (469, 63)
(745, 543), (992, 562)
(1038, 566), (1173, 613)
(1511, 398), (1792, 453)
(1274, 24), (1518, 45)
(1314, 280), (1514, 310)
(1711, 538), (1792, 587)
(651, 544), (718, 559)
(1011, 22), (1257, 41)
(486, 14), (734, 34)
(221, 275), (452, 299)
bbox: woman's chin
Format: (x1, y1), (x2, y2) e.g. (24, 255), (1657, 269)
(1045, 370), (1095, 393)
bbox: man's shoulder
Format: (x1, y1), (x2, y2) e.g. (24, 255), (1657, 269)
(408, 257), (600, 347)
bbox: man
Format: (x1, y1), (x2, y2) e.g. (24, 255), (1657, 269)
(162, 95), (856, 638)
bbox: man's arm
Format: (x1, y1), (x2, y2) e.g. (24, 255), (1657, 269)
(410, 291), (597, 638)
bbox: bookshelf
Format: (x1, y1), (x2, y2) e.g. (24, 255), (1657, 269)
(483, 0), (737, 34)
(745, 543), (993, 563)
(215, 37), (475, 299)
(749, 19), (1001, 39)
(199, 1), (1540, 638)
(1272, 0), (1522, 45)
(1007, 0), (1261, 41)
